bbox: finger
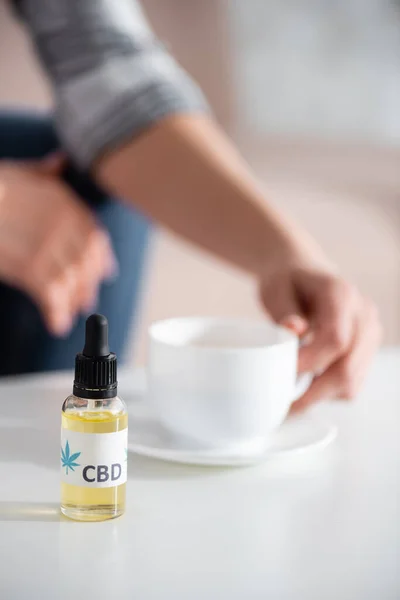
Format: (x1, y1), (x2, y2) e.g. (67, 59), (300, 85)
(54, 265), (83, 328)
(37, 268), (79, 337)
(291, 299), (381, 412)
(27, 238), (82, 336)
(54, 231), (96, 319)
(260, 276), (302, 322)
(298, 280), (357, 374)
(75, 251), (100, 315)
(40, 280), (76, 336)
(290, 368), (336, 414)
(280, 314), (309, 337)
(97, 228), (118, 282)
(334, 300), (382, 400)
(0, 230), (71, 336)
(24, 262), (75, 337)
(75, 229), (110, 314)
(260, 277), (309, 342)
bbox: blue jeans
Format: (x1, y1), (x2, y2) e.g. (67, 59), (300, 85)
(0, 109), (151, 375)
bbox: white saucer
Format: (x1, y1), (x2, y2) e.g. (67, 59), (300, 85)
(127, 398), (337, 467)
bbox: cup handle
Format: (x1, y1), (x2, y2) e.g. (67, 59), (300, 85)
(293, 372), (313, 403)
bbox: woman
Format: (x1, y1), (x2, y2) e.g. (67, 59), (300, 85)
(0, 0), (381, 412)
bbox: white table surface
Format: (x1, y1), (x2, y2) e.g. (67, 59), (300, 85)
(0, 349), (399, 600)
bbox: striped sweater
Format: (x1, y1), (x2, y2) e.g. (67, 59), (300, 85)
(14, 0), (208, 167)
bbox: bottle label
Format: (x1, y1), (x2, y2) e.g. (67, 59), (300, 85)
(60, 428), (128, 488)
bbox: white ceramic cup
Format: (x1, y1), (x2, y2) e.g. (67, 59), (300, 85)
(147, 317), (310, 453)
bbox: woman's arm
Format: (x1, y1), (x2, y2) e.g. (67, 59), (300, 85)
(17, 0), (381, 408)
(96, 114), (322, 277)
(95, 113), (382, 412)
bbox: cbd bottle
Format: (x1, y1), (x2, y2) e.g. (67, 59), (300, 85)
(61, 314), (128, 521)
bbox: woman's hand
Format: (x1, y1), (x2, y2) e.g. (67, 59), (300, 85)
(0, 157), (116, 335)
(259, 261), (382, 412)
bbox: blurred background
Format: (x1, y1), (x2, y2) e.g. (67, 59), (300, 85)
(1, 0), (400, 363)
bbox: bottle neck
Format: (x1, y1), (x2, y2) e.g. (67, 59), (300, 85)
(72, 384), (117, 400)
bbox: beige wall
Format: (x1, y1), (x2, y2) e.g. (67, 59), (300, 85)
(231, 0), (400, 144)
(0, 3), (51, 107)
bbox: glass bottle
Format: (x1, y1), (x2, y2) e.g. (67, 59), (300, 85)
(60, 314), (128, 521)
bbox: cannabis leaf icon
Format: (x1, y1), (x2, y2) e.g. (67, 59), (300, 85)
(61, 440), (81, 475)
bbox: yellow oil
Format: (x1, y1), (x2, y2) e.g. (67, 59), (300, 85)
(61, 409), (128, 522)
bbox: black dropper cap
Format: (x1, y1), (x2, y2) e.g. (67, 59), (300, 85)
(73, 314), (117, 399)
